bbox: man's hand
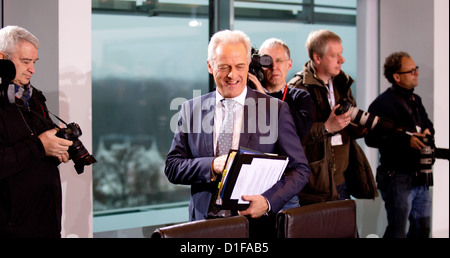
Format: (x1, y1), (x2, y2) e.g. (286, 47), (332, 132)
(58, 152), (71, 163)
(248, 73), (265, 94)
(38, 128), (73, 161)
(410, 128), (432, 151)
(211, 154), (228, 181)
(324, 104), (352, 133)
(238, 195), (269, 219)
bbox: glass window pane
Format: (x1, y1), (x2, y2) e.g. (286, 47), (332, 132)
(92, 10), (208, 214)
(234, 2), (357, 93)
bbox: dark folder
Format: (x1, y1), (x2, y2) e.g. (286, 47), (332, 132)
(212, 147), (289, 211)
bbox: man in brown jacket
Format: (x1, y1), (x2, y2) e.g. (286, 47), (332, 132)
(288, 29), (376, 205)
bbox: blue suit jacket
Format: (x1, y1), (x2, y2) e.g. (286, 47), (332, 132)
(165, 86), (310, 220)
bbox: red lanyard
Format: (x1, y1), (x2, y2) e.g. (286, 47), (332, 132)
(281, 84), (288, 102)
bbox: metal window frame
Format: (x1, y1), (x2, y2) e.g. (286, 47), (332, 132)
(91, 0), (355, 26)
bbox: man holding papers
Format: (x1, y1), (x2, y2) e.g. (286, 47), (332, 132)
(165, 30), (310, 231)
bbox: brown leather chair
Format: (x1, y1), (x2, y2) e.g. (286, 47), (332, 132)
(151, 216), (249, 238)
(276, 199), (358, 238)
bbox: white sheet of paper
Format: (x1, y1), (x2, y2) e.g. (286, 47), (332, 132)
(230, 157), (288, 204)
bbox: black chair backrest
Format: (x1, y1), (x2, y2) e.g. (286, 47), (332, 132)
(276, 199), (358, 238)
(151, 216), (249, 238)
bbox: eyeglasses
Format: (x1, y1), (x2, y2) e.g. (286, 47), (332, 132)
(396, 66), (419, 75)
(262, 59), (289, 69)
(274, 59), (289, 65)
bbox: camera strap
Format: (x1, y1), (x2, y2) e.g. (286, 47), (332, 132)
(14, 101), (68, 131)
(325, 79), (336, 109)
(389, 86), (421, 131)
(15, 104), (35, 136)
(47, 109), (69, 127)
(281, 84), (288, 102)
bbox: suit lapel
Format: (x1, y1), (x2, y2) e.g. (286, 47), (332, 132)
(240, 87), (257, 148)
(202, 91), (216, 157)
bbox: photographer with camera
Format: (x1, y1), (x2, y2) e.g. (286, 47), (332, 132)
(248, 38), (313, 141)
(248, 38), (312, 210)
(0, 26), (72, 237)
(288, 29), (376, 205)
(365, 52), (434, 238)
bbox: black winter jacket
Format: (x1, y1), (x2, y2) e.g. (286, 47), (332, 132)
(0, 84), (62, 237)
(365, 84), (435, 173)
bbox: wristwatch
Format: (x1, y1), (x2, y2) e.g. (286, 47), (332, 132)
(323, 124), (333, 136)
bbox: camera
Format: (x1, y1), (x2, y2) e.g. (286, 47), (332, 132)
(248, 48), (273, 89)
(335, 98), (395, 131)
(419, 134), (435, 174)
(335, 98), (449, 163)
(418, 134), (435, 186)
(56, 122), (97, 174)
(336, 97), (448, 186)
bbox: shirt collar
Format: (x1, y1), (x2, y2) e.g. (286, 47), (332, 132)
(215, 86), (247, 106)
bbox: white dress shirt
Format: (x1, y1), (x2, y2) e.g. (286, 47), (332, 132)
(213, 87), (246, 156)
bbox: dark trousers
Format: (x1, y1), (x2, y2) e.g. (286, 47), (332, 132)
(380, 173), (431, 238)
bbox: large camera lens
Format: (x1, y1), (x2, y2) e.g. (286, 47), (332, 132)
(419, 135), (434, 174)
(335, 98), (395, 132)
(418, 135), (434, 186)
(69, 139), (97, 174)
(56, 122), (96, 174)
(349, 109), (380, 130)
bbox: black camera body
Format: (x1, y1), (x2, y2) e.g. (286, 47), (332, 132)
(334, 98), (353, 115)
(248, 48), (273, 89)
(55, 122), (97, 174)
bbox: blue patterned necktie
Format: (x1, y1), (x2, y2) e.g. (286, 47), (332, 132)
(216, 99), (235, 156)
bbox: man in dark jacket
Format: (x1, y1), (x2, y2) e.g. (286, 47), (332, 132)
(0, 26), (73, 237)
(248, 38), (313, 142)
(248, 37), (313, 210)
(288, 29), (376, 205)
(365, 52), (434, 238)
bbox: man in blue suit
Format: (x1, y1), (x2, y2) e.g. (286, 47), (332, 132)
(165, 30), (310, 224)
